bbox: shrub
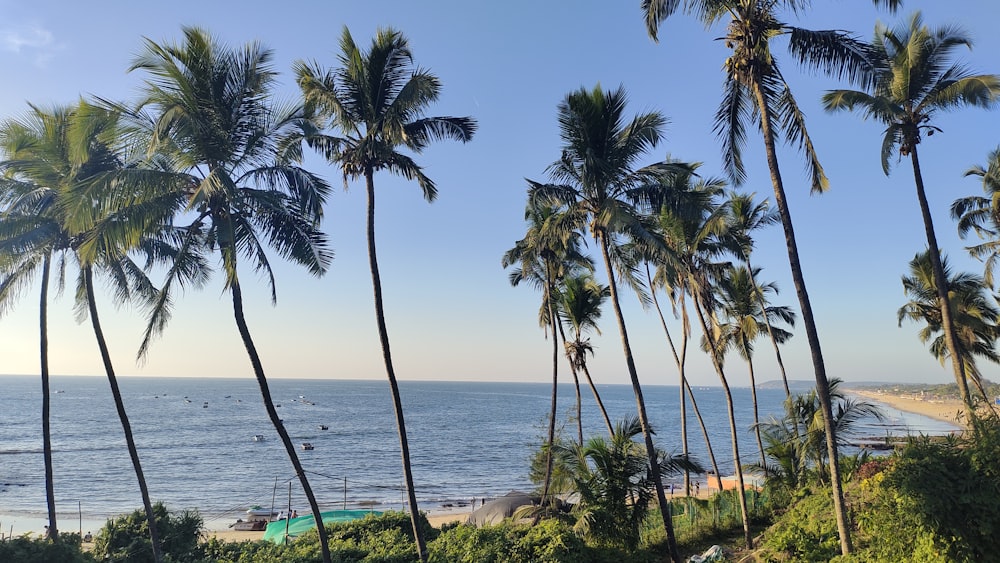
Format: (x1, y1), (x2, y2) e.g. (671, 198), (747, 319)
(0, 533), (94, 563)
(92, 502), (202, 563)
(428, 520), (589, 563)
(759, 490), (840, 562)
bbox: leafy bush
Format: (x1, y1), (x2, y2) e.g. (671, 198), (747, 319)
(92, 502), (202, 563)
(0, 533), (94, 563)
(759, 490), (840, 562)
(428, 520), (590, 563)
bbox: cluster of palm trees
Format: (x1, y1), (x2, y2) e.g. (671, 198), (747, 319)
(0, 26), (473, 563)
(503, 2), (1000, 561)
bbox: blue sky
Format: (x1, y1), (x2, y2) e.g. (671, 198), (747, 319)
(0, 0), (998, 387)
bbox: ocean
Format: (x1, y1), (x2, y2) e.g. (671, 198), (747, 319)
(0, 375), (957, 535)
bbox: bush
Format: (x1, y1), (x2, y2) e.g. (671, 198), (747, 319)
(93, 502), (202, 563)
(0, 533), (94, 563)
(759, 490), (840, 562)
(428, 519), (589, 563)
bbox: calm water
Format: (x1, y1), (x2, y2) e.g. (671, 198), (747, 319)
(0, 375), (956, 534)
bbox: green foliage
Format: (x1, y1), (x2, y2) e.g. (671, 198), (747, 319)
(0, 533), (94, 563)
(427, 520), (590, 563)
(850, 418), (1000, 562)
(760, 490), (840, 562)
(92, 502), (202, 563)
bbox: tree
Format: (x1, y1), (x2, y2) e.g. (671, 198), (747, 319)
(556, 272), (615, 438)
(710, 265), (795, 471)
(953, 147), (1000, 288)
(824, 11), (1000, 411)
(125, 27), (336, 563)
(0, 103), (172, 552)
(296, 27), (476, 562)
(528, 84), (692, 563)
(503, 202), (592, 503)
(554, 416), (701, 550)
(725, 192), (794, 397)
(898, 250), (1000, 406)
(644, 1), (880, 553)
(643, 168), (727, 496)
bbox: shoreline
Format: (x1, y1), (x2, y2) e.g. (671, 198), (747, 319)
(848, 388), (965, 428)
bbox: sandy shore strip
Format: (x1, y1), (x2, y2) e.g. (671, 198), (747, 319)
(849, 388), (966, 427)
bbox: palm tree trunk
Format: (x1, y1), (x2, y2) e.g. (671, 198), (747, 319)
(909, 145), (973, 410)
(556, 322), (584, 445)
(596, 233), (681, 563)
(541, 296), (559, 502)
(692, 294), (751, 549)
(39, 255), (57, 541)
(579, 363), (614, 438)
(754, 87), (852, 555)
(747, 258), (791, 397)
(83, 267), (162, 562)
(365, 169), (427, 562)
(647, 268), (690, 494)
(230, 279), (332, 563)
(745, 354), (766, 472)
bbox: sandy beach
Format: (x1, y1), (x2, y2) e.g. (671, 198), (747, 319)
(848, 388), (966, 428)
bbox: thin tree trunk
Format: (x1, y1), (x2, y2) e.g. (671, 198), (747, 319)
(230, 279), (332, 563)
(745, 353), (766, 472)
(579, 363), (614, 438)
(747, 258), (790, 398)
(647, 267), (689, 495)
(541, 294), (559, 502)
(83, 267), (162, 562)
(754, 88), (851, 554)
(909, 145), (973, 410)
(39, 255), (56, 540)
(597, 234), (681, 563)
(692, 294), (751, 549)
(365, 170), (427, 562)
(557, 325), (583, 446)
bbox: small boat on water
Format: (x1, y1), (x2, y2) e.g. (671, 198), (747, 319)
(252, 435), (265, 442)
(318, 425), (329, 430)
(301, 442), (314, 450)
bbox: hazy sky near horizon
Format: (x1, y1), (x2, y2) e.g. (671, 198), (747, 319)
(1, 1), (999, 388)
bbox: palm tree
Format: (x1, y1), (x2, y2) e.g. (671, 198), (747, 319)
(553, 416), (701, 551)
(557, 272), (615, 438)
(295, 27), (475, 561)
(823, 12), (1000, 411)
(124, 28), (336, 563)
(710, 265), (795, 470)
(898, 250), (1000, 406)
(953, 147), (1000, 288)
(503, 202), (592, 504)
(725, 192), (794, 397)
(643, 2), (879, 553)
(528, 84), (692, 563)
(0, 136), (62, 539)
(643, 169), (727, 496)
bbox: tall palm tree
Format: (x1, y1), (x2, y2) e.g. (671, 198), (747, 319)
(643, 2), (879, 553)
(710, 265), (795, 470)
(823, 12), (1000, 411)
(0, 103), (172, 549)
(725, 192), (794, 397)
(643, 169), (727, 496)
(0, 146), (62, 539)
(898, 250), (1000, 405)
(529, 84), (692, 563)
(124, 28), (336, 563)
(953, 147), (1000, 288)
(557, 272), (615, 438)
(296, 27), (475, 561)
(503, 202), (592, 503)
